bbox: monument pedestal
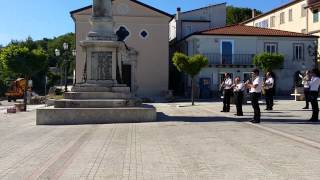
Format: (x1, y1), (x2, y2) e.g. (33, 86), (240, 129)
(36, 83), (156, 125)
(36, 0), (157, 125)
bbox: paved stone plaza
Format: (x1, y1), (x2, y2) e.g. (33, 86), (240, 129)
(0, 100), (320, 179)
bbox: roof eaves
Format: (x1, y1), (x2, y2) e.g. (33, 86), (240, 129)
(240, 0), (305, 24)
(181, 2), (226, 14)
(69, 0), (174, 18)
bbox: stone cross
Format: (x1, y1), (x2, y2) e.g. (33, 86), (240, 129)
(93, 0), (112, 17)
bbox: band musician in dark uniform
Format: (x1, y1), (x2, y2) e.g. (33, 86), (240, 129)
(220, 73), (233, 112)
(232, 76), (245, 116)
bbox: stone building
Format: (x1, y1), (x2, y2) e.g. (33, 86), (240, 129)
(70, 0), (173, 97)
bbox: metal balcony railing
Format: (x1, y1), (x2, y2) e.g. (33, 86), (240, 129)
(202, 53), (255, 65)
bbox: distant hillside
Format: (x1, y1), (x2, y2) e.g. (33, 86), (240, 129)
(227, 6), (262, 25)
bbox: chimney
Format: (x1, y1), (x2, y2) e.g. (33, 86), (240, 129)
(252, 9), (256, 18)
(176, 7), (181, 20)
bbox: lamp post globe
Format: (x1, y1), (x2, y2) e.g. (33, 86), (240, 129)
(72, 49), (76, 57)
(63, 42), (69, 50)
(55, 49), (60, 57)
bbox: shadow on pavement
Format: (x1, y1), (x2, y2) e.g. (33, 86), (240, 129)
(157, 112), (320, 125)
(158, 112), (249, 122)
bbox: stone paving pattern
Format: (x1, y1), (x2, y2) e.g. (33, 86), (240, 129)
(0, 100), (319, 179)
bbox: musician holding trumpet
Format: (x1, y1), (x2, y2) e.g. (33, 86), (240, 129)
(264, 72), (275, 111)
(220, 73), (233, 112)
(245, 69), (263, 123)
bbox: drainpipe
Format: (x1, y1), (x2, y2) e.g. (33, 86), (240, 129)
(176, 7), (182, 41)
(306, 6), (309, 33)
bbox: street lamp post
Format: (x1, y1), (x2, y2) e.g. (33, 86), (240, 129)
(55, 43), (76, 92)
(307, 42), (319, 69)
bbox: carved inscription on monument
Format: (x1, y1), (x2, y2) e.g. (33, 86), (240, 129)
(91, 52), (112, 80)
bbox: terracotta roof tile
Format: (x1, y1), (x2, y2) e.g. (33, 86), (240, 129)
(196, 25), (318, 38)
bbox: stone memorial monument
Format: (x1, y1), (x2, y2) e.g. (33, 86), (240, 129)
(36, 0), (157, 125)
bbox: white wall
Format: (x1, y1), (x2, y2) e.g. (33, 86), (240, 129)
(185, 35), (317, 95)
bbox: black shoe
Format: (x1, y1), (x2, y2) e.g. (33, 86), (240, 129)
(250, 119), (260, 123)
(308, 119), (319, 122)
(221, 110), (227, 112)
(303, 107), (309, 110)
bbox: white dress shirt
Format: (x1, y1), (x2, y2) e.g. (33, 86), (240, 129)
(224, 78), (233, 90)
(250, 77), (262, 93)
(309, 76), (320, 92)
(234, 83), (245, 92)
(265, 77), (274, 90)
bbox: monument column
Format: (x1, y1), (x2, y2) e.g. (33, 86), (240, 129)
(81, 0), (121, 85)
(88, 0), (117, 41)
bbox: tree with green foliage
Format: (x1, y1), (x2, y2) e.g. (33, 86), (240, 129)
(253, 53), (284, 72)
(0, 45), (48, 109)
(227, 6), (262, 25)
(173, 52), (208, 105)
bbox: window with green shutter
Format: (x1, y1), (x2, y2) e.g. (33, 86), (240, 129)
(313, 9), (319, 23)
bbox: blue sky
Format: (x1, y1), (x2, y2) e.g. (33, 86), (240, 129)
(0, 0), (291, 45)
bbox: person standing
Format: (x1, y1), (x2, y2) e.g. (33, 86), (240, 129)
(308, 69), (320, 122)
(233, 76), (245, 116)
(221, 73), (233, 112)
(302, 71), (311, 109)
(245, 69), (263, 123)
(264, 72), (274, 110)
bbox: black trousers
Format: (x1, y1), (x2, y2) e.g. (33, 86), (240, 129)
(234, 91), (244, 116)
(223, 89), (232, 112)
(304, 88), (310, 108)
(265, 89), (274, 110)
(310, 91), (319, 120)
(251, 93), (261, 121)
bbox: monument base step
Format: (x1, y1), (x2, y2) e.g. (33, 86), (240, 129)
(64, 92), (131, 99)
(36, 106), (157, 125)
(54, 99), (141, 108)
(72, 85), (130, 93)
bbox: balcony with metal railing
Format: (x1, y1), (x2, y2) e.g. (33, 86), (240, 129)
(202, 53), (255, 66)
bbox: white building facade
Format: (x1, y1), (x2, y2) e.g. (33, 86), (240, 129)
(179, 25), (318, 97)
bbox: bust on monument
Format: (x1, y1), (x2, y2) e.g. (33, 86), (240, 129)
(93, 0), (112, 17)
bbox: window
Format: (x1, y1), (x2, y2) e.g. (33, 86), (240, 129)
(264, 43), (278, 54)
(140, 30), (149, 39)
(261, 19), (269, 28)
(280, 12), (285, 24)
(289, 9), (293, 22)
(185, 26), (192, 36)
(301, 4), (307, 17)
(293, 43), (304, 60)
(255, 20), (269, 28)
(270, 16), (276, 27)
(116, 26), (130, 41)
(313, 9), (319, 23)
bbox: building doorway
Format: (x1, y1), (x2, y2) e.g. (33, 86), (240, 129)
(221, 40), (234, 64)
(122, 64), (132, 90)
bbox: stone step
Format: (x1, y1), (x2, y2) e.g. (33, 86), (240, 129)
(64, 92), (131, 100)
(54, 99), (130, 108)
(36, 106), (157, 125)
(72, 86), (130, 93)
